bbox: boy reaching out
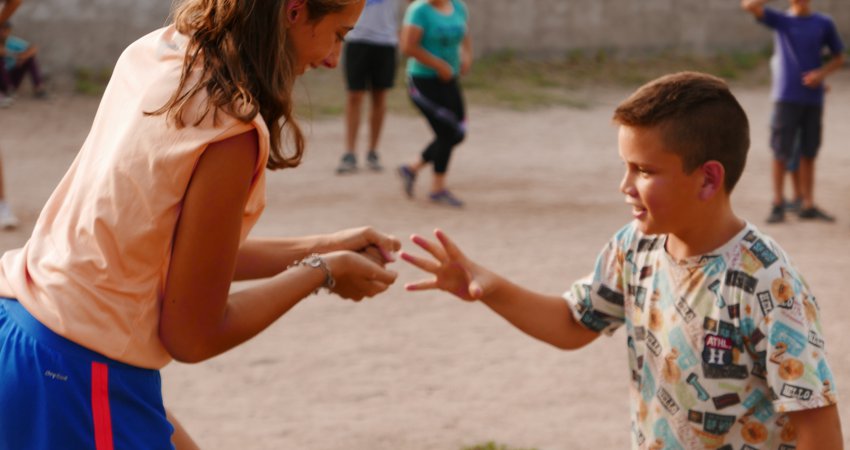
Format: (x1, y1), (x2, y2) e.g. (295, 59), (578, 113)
(401, 72), (842, 449)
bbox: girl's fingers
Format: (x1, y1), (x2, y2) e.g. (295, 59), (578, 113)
(399, 251), (441, 273)
(372, 268), (398, 285)
(405, 279), (438, 291)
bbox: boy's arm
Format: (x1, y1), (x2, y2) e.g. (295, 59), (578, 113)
(402, 230), (600, 350)
(802, 53), (845, 88)
(787, 404), (843, 449)
(740, 0), (767, 19)
(476, 272), (601, 350)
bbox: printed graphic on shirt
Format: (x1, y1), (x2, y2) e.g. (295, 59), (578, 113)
(563, 222), (837, 449)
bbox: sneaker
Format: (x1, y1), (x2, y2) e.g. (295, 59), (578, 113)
(766, 204), (784, 224)
(429, 189), (464, 208)
(336, 153), (357, 174)
(783, 198), (802, 213)
(397, 165), (416, 198)
(33, 89), (49, 100)
(366, 152), (383, 172)
(0, 95), (12, 109)
(0, 202), (19, 230)
(798, 206), (835, 222)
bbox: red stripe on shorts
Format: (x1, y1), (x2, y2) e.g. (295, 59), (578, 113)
(91, 362), (115, 450)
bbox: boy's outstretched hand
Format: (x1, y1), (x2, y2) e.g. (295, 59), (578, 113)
(400, 229), (493, 301)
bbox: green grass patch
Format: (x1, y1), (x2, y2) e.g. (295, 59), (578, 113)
(73, 67), (112, 96)
(294, 48), (771, 117)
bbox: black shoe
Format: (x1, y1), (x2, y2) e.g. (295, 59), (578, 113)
(766, 204), (784, 224)
(798, 206), (835, 222)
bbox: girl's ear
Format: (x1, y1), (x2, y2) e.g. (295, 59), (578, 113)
(698, 160), (725, 201)
(287, 0), (306, 24)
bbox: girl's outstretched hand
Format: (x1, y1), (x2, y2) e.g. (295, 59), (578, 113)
(400, 229), (492, 301)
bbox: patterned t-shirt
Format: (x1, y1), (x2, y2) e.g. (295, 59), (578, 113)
(564, 222), (837, 449)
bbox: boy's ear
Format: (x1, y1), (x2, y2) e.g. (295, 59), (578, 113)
(698, 161), (725, 201)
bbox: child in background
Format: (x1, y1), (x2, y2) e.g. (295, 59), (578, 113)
(0, 21), (47, 99)
(402, 72), (842, 448)
(0, 1), (22, 229)
(336, 0), (400, 174)
(397, 0), (472, 207)
(0, 0), (403, 448)
(741, 0), (845, 223)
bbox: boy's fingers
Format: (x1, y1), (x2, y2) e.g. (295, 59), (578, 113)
(468, 280), (484, 299)
(405, 279), (438, 291)
(410, 234), (447, 261)
(400, 251), (440, 273)
(434, 229), (465, 261)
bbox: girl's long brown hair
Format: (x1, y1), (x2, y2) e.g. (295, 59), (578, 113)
(150, 0), (355, 170)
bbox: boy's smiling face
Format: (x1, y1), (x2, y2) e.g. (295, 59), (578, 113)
(618, 125), (704, 236)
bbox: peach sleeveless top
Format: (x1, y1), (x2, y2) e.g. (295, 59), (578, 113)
(0, 26), (271, 369)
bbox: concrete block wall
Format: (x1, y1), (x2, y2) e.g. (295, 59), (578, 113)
(466, 0), (850, 57)
(8, 0), (850, 77)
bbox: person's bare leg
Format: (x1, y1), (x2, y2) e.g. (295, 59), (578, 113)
(789, 169), (802, 205)
(367, 90), (388, 153)
(345, 91), (365, 154)
(799, 156), (815, 210)
(408, 159), (427, 173)
(771, 159), (786, 206)
(431, 172), (446, 194)
(0, 154), (6, 201)
(166, 409), (201, 450)
(337, 91), (365, 173)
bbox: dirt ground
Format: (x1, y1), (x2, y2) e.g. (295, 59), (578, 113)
(1, 71), (849, 449)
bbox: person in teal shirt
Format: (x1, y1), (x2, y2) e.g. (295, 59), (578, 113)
(397, 0), (472, 208)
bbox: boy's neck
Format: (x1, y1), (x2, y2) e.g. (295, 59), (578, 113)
(789, 5), (812, 16)
(665, 206), (746, 262)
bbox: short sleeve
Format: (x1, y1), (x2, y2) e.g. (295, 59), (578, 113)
(456, 0), (469, 22)
(563, 224), (632, 336)
(759, 7), (784, 30)
(403, 1), (427, 28)
(823, 18), (845, 55)
(750, 267), (838, 413)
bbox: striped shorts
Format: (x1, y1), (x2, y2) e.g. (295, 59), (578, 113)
(0, 298), (174, 449)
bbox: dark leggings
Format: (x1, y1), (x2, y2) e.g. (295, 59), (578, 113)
(408, 76), (466, 174)
(0, 56), (43, 94)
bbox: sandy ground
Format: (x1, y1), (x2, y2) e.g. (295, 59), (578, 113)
(1, 71), (849, 449)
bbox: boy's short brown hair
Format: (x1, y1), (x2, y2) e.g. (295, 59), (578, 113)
(613, 71), (750, 192)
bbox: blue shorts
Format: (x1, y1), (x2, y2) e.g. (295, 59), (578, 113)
(0, 298), (174, 449)
(770, 101), (823, 167)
